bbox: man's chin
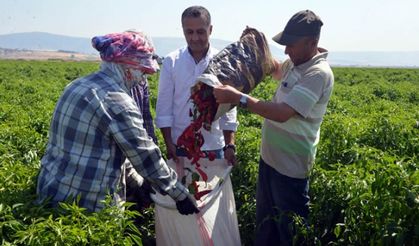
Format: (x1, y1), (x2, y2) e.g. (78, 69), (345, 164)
(188, 44), (208, 53)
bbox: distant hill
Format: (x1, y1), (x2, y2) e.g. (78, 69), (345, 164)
(0, 47), (98, 61)
(0, 32), (95, 54)
(0, 32), (418, 67)
(0, 32), (238, 57)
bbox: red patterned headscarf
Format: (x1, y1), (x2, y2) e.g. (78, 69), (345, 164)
(92, 31), (159, 74)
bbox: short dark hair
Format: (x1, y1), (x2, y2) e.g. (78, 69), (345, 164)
(181, 6), (211, 26)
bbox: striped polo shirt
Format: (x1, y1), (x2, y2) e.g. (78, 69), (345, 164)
(260, 51), (334, 179)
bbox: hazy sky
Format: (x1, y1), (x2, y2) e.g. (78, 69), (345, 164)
(1, 0), (418, 52)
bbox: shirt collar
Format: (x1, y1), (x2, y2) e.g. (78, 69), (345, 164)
(186, 44), (215, 64)
(295, 49), (329, 71)
(99, 62), (130, 93)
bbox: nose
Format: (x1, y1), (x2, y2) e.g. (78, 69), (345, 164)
(191, 32), (199, 41)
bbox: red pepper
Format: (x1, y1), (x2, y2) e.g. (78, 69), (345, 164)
(177, 83), (218, 183)
(195, 189), (212, 200)
(196, 166), (208, 182)
(207, 151), (216, 161)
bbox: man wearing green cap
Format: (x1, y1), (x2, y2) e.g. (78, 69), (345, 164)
(213, 9), (334, 245)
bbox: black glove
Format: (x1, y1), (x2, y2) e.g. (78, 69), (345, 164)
(126, 180), (155, 210)
(176, 196), (199, 215)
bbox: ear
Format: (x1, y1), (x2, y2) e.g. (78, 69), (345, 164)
(209, 25), (213, 35)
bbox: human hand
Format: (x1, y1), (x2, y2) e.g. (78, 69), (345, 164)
(224, 147), (237, 166)
(213, 85), (242, 104)
(166, 141), (179, 163)
(271, 59), (282, 80)
(176, 195), (199, 215)
(126, 180), (156, 210)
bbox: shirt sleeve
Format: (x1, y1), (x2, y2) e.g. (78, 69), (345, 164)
(125, 160), (144, 188)
(219, 106), (239, 131)
(284, 71), (325, 118)
(155, 57), (175, 128)
(107, 92), (188, 201)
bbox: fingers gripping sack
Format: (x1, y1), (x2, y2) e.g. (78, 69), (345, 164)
(126, 179), (156, 209)
(175, 195), (200, 215)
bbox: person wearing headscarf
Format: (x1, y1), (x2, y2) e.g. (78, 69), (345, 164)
(36, 31), (199, 215)
(93, 29), (159, 142)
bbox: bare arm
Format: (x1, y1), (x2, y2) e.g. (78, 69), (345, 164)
(223, 130), (235, 145)
(213, 86), (297, 123)
(160, 127), (178, 163)
(271, 58), (283, 81)
(246, 96), (297, 123)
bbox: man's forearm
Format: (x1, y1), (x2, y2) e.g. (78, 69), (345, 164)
(213, 84), (294, 122)
(246, 96), (297, 123)
(160, 127), (173, 145)
(223, 130), (235, 145)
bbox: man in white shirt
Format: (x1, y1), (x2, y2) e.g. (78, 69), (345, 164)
(156, 5), (238, 164)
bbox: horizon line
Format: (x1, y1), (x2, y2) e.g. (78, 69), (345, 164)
(1, 31), (419, 53)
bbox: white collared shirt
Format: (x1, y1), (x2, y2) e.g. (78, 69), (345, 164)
(156, 46), (238, 150)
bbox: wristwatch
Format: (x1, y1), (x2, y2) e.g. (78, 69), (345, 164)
(223, 144), (236, 152)
(239, 93), (249, 108)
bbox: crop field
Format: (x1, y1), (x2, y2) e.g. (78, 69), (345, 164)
(0, 60), (418, 245)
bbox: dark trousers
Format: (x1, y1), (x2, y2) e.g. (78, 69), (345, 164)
(254, 158), (310, 246)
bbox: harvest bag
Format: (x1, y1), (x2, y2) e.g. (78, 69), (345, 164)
(152, 158), (241, 246)
(192, 27), (275, 121)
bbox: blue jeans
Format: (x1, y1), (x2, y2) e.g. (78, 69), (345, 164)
(254, 158), (310, 246)
(175, 146), (224, 159)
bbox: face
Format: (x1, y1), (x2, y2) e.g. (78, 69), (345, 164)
(284, 37), (317, 66)
(123, 66), (145, 89)
(182, 16), (212, 55)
